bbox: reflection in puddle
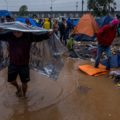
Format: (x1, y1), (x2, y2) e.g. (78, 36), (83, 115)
(0, 58), (79, 120)
(0, 69), (63, 120)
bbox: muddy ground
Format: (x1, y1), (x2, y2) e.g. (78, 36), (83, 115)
(0, 57), (120, 120)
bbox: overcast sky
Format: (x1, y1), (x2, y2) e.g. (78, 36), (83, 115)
(0, 0), (120, 11)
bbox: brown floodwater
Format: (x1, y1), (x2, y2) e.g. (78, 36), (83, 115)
(0, 57), (120, 120)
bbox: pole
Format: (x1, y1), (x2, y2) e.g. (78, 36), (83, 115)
(82, 0), (84, 15)
(50, 0), (56, 17)
(50, 0), (52, 12)
(50, 0), (56, 11)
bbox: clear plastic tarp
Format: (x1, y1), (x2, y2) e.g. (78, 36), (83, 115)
(0, 33), (67, 80)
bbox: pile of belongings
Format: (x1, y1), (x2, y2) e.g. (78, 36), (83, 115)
(68, 40), (97, 59)
(109, 71), (120, 86)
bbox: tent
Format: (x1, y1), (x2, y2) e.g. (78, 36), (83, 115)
(96, 15), (113, 28)
(16, 17), (38, 27)
(72, 18), (79, 27)
(0, 10), (11, 17)
(101, 54), (120, 68)
(73, 13), (99, 41)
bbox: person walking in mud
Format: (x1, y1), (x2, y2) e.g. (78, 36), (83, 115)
(0, 30), (52, 97)
(95, 19), (120, 70)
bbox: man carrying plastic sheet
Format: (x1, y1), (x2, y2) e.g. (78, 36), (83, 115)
(95, 19), (120, 70)
(0, 30), (52, 98)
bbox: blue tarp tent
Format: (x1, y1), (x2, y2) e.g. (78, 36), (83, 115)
(66, 18), (79, 28)
(96, 15), (113, 28)
(16, 17), (38, 27)
(0, 10), (11, 17)
(72, 19), (79, 27)
(101, 54), (120, 68)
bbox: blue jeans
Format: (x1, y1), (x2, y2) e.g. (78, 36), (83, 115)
(95, 45), (111, 69)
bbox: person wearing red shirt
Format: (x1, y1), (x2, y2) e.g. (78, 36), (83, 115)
(95, 19), (120, 70)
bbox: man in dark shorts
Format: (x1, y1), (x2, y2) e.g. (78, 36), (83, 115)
(0, 31), (51, 97)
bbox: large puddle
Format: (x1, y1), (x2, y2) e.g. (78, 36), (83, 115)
(1, 57), (120, 120)
(0, 68), (63, 120)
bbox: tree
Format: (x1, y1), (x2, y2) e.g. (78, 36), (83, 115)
(19, 5), (28, 17)
(87, 0), (116, 16)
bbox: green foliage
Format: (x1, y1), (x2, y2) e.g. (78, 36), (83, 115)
(87, 0), (116, 16)
(19, 5), (28, 17)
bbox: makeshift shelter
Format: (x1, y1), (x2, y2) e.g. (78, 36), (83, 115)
(96, 15), (113, 28)
(16, 17), (38, 27)
(72, 18), (79, 27)
(73, 13), (99, 41)
(101, 54), (120, 68)
(0, 10), (11, 17)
